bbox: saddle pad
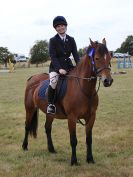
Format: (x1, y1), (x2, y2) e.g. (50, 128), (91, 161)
(38, 78), (67, 101)
(38, 79), (49, 100)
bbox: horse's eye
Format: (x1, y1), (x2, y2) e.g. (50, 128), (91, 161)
(95, 58), (99, 60)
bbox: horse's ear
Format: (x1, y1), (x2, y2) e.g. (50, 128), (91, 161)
(89, 38), (95, 47)
(102, 38), (106, 46)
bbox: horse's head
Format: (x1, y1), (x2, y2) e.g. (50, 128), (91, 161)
(88, 38), (113, 87)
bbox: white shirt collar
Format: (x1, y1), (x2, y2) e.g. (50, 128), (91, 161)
(58, 33), (66, 41)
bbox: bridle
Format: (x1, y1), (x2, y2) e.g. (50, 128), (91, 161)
(88, 47), (111, 76)
(76, 45), (112, 126)
(70, 45), (111, 98)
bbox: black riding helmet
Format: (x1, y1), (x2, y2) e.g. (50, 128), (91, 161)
(53, 16), (67, 28)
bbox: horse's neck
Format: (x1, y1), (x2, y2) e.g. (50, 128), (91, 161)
(77, 54), (92, 77)
(75, 55), (97, 94)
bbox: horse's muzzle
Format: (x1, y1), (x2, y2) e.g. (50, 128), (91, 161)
(102, 77), (113, 87)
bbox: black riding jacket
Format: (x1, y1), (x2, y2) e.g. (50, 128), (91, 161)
(49, 34), (80, 72)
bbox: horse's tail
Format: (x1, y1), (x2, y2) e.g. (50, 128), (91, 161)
(29, 108), (39, 138)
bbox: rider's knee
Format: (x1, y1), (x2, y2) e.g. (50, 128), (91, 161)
(50, 80), (58, 89)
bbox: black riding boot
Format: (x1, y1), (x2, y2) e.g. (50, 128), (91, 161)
(47, 85), (56, 114)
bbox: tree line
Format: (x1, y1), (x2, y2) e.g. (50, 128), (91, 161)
(78, 35), (133, 57)
(0, 35), (133, 66)
(0, 40), (49, 66)
(115, 35), (133, 55)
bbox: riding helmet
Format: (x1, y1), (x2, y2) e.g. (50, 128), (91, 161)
(53, 16), (67, 28)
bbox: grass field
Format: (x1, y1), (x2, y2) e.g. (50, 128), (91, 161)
(0, 64), (133, 177)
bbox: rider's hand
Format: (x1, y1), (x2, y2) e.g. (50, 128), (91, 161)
(59, 69), (67, 75)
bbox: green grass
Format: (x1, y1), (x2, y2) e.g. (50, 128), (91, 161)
(0, 65), (133, 177)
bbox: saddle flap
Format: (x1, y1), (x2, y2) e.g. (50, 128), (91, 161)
(38, 77), (67, 102)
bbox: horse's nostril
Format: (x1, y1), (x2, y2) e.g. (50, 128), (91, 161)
(104, 79), (108, 84)
(111, 78), (114, 83)
(103, 78), (113, 87)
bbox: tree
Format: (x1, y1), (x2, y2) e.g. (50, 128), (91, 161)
(30, 40), (49, 66)
(0, 47), (14, 67)
(78, 47), (87, 57)
(116, 35), (133, 55)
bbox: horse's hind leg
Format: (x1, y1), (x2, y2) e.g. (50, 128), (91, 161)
(45, 114), (56, 153)
(22, 121), (29, 150)
(22, 108), (38, 150)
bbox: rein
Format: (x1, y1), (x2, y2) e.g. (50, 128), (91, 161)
(28, 74), (97, 90)
(66, 74), (97, 81)
(74, 73), (101, 99)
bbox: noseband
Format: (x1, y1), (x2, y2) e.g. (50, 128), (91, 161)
(88, 47), (111, 75)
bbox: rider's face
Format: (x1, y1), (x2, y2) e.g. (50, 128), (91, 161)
(55, 24), (67, 35)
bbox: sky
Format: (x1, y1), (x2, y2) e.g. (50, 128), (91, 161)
(0, 0), (133, 56)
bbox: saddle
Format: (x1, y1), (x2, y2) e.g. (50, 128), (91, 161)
(38, 75), (67, 102)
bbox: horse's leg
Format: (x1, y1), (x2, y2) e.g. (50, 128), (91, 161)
(85, 112), (96, 164)
(22, 110), (32, 150)
(45, 115), (56, 153)
(68, 115), (78, 165)
(22, 108), (38, 150)
(22, 120), (29, 150)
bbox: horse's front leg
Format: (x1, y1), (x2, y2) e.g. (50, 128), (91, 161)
(45, 114), (56, 153)
(68, 115), (78, 165)
(85, 112), (96, 164)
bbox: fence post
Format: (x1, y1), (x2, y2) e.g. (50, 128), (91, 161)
(123, 56), (126, 69)
(128, 56), (132, 68)
(117, 56), (121, 69)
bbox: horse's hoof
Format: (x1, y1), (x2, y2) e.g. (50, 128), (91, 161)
(87, 158), (95, 164)
(71, 159), (80, 166)
(71, 162), (80, 166)
(48, 148), (57, 153)
(22, 144), (28, 151)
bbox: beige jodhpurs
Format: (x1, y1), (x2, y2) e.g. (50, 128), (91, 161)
(49, 72), (59, 89)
